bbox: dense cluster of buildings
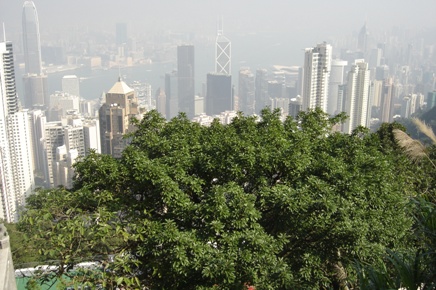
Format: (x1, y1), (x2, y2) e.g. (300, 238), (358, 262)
(0, 1), (435, 223)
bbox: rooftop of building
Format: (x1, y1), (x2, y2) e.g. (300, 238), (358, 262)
(107, 77), (134, 95)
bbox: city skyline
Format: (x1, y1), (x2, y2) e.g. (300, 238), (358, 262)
(1, 1), (436, 68)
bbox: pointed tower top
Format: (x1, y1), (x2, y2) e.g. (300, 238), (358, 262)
(108, 78), (134, 95)
(217, 16), (223, 36)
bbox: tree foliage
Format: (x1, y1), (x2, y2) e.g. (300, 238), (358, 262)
(17, 109), (416, 289)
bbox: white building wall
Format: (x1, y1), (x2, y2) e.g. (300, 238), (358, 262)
(62, 75), (80, 97)
(302, 43), (332, 113)
(43, 122), (64, 188)
(83, 119), (101, 154)
(7, 111), (35, 219)
(343, 60), (370, 134)
(328, 59), (347, 115)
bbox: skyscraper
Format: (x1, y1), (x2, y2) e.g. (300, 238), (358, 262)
(177, 45), (195, 118)
(327, 59), (347, 115)
(380, 78), (395, 123)
(0, 41), (34, 222)
(99, 78), (138, 158)
(215, 22), (231, 75)
(22, 1), (42, 75)
(357, 23), (369, 55)
(302, 43), (332, 112)
(342, 60), (371, 134)
(165, 70), (178, 120)
(22, 1), (47, 108)
(155, 88), (167, 118)
(238, 68), (255, 115)
(206, 73), (232, 116)
(0, 42), (18, 222)
(255, 69), (268, 114)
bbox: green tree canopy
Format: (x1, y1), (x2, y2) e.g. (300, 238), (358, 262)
(18, 109), (416, 289)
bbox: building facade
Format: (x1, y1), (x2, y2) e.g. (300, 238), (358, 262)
(327, 59), (347, 115)
(22, 1), (47, 108)
(238, 68), (255, 115)
(99, 78), (138, 158)
(177, 45), (195, 118)
(215, 25), (231, 75)
(343, 60), (371, 134)
(302, 43), (332, 112)
(206, 73), (232, 116)
(0, 42), (34, 222)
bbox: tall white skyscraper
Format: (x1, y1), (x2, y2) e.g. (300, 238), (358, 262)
(0, 41), (35, 222)
(215, 20), (231, 75)
(327, 59), (348, 115)
(302, 43), (332, 112)
(8, 111), (35, 210)
(343, 60), (371, 134)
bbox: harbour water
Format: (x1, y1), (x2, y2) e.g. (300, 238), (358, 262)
(15, 33), (304, 104)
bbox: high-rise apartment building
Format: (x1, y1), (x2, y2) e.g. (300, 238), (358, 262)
(177, 45), (195, 118)
(28, 109), (45, 173)
(327, 59), (347, 115)
(22, 0), (47, 108)
(0, 41), (34, 222)
(302, 43), (332, 112)
(342, 60), (371, 134)
(402, 93), (424, 118)
(380, 78), (395, 123)
(99, 78), (138, 158)
(40, 113), (101, 189)
(49, 91), (80, 118)
(0, 42), (18, 116)
(8, 111), (35, 207)
(42, 122), (64, 188)
(83, 119), (101, 155)
(54, 119), (85, 188)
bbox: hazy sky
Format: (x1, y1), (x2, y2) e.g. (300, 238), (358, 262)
(2, 0), (435, 37)
(1, 0), (435, 67)
(2, 0), (436, 99)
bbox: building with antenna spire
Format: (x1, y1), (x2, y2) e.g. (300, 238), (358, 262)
(215, 18), (231, 75)
(22, 0), (48, 108)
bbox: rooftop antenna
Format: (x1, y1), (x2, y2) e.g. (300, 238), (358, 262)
(118, 65), (121, 82)
(217, 16), (223, 36)
(2, 23), (5, 42)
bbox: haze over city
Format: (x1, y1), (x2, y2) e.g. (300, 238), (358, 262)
(2, 0), (436, 66)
